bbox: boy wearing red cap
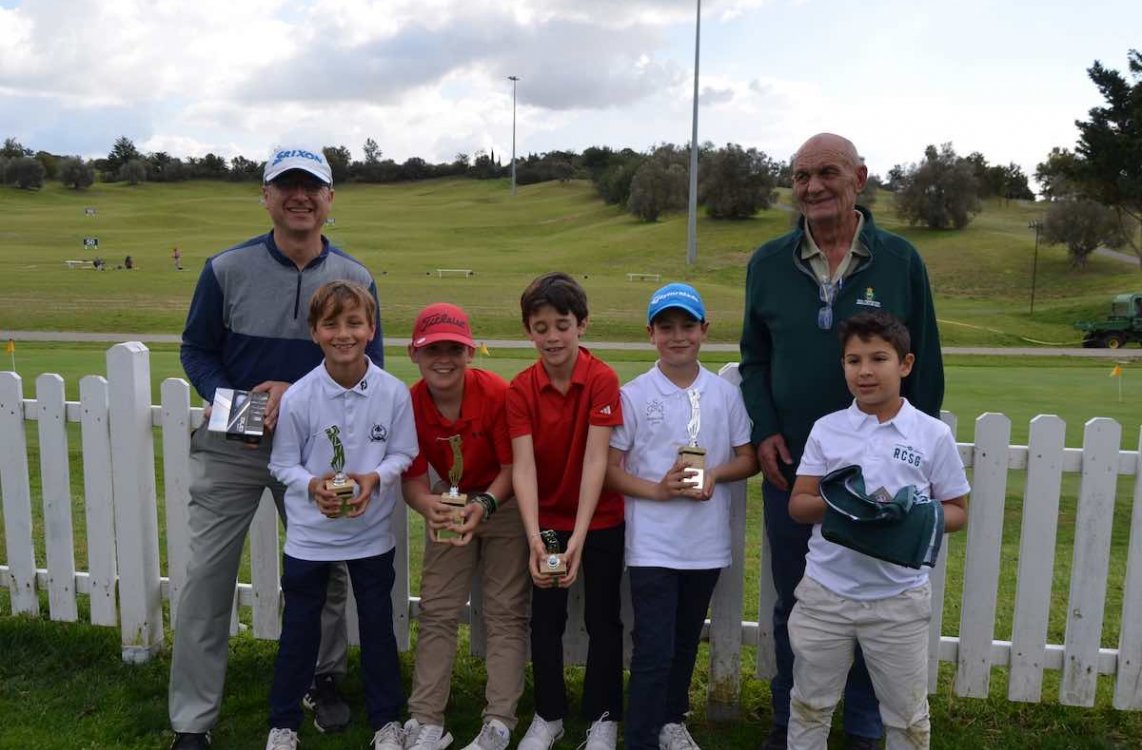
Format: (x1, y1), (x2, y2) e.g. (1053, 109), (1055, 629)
(401, 303), (530, 750)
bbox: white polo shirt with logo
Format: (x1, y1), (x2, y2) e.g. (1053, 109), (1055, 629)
(270, 360), (419, 562)
(797, 398), (970, 600)
(611, 363), (752, 569)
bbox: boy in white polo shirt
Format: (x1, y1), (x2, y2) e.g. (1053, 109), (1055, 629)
(267, 280), (419, 750)
(787, 310), (969, 750)
(606, 282), (757, 750)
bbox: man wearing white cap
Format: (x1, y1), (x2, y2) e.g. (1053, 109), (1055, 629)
(169, 145), (385, 749)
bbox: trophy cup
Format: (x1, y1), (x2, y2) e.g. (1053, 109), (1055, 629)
(677, 388), (706, 492)
(539, 529), (567, 579)
(434, 435), (468, 542)
(323, 425), (357, 516)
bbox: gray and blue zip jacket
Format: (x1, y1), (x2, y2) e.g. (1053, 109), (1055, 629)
(739, 207), (943, 486)
(180, 231), (383, 403)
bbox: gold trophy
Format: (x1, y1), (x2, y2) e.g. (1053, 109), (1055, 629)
(677, 388), (706, 491)
(434, 435), (468, 542)
(540, 529), (567, 578)
(324, 425), (357, 516)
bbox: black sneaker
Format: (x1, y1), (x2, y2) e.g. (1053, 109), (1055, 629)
(169, 732), (211, 750)
(759, 725), (786, 750)
(844, 734), (882, 750)
(303, 673), (351, 733)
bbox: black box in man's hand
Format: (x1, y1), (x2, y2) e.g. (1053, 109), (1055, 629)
(208, 388), (269, 444)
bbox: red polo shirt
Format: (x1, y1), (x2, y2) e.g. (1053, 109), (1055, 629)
(506, 347), (624, 531)
(405, 368), (512, 493)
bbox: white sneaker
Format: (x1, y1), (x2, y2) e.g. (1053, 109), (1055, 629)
(460, 718), (511, 750)
(579, 715), (618, 750)
(404, 718), (453, 750)
(371, 721), (407, 750)
(658, 722), (700, 750)
(265, 728), (299, 750)
(517, 715), (564, 750)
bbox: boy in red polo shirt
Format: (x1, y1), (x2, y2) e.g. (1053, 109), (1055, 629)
(401, 303), (530, 750)
(507, 272), (625, 750)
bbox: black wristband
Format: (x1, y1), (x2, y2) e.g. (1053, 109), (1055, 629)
(469, 492), (497, 521)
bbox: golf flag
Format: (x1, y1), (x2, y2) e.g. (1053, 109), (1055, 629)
(480, 342), (491, 357)
(1111, 365), (1123, 377)
(4, 338), (12, 354)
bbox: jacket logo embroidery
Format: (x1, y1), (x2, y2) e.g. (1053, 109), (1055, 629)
(370, 424), (387, 442)
(856, 286), (881, 308)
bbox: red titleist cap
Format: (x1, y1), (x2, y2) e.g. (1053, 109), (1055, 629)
(412, 303), (475, 349)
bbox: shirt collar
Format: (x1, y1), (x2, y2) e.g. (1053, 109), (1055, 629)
(648, 361), (708, 396)
(537, 346), (593, 391)
(799, 211), (869, 259)
(844, 397), (918, 438)
(417, 371), (472, 428)
(318, 360), (377, 398)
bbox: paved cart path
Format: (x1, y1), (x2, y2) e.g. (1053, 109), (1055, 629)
(4, 330), (1142, 358)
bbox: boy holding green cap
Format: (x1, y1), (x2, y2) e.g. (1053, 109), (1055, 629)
(787, 310), (969, 750)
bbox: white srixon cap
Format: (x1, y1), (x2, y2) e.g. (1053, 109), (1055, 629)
(263, 146), (333, 186)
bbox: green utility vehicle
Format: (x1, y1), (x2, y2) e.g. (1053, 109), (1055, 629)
(1076, 293), (1142, 348)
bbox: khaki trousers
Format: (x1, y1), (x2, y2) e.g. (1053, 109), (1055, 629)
(788, 576), (932, 750)
(408, 499), (530, 729)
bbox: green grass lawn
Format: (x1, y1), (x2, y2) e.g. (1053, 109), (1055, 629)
(1, 180), (1140, 344)
(2, 345), (1141, 747)
(3, 180), (1142, 747)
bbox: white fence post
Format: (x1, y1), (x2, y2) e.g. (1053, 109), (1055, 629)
(0, 372), (39, 615)
(160, 378), (193, 623)
(249, 489), (282, 640)
(1115, 427), (1142, 710)
(1008, 415), (1066, 702)
(927, 411), (957, 693)
(107, 342), (164, 662)
(80, 375), (118, 626)
(36, 373), (78, 622)
(390, 482), (411, 650)
(955, 412), (1011, 697)
(708, 362), (746, 718)
(1060, 418), (1121, 707)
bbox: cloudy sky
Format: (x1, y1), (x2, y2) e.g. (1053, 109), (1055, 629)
(0, 0), (1137, 181)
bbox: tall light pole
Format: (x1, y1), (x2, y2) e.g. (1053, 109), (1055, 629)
(508, 75), (520, 196)
(1028, 219), (1043, 315)
(686, 0), (702, 265)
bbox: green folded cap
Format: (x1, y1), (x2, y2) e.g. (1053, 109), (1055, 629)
(819, 464), (944, 569)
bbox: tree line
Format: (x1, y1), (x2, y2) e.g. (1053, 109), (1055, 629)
(3, 49), (1138, 264)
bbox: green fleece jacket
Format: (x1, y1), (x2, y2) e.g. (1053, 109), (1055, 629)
(739, 207), (944, 486)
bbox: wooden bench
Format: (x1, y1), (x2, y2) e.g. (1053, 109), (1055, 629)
(436, 268), (474, 278)
(65, 260), (95, 270)
(626, 272), (661, 282)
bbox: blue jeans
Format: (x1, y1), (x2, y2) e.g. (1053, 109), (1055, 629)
(625, 566), (721, 750)
(269, 550), (404, 731)
(763, 480), (882, 739)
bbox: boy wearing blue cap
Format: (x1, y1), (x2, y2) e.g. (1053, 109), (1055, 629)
(606, 283), (757, 750)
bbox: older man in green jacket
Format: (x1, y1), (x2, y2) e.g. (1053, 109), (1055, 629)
(739, 132), (943, 750)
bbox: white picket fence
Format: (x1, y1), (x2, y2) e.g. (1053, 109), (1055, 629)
(1, 343), (1141, 715)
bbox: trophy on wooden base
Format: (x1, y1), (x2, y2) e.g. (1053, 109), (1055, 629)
(540, 529), (567, 579)
(434, 435), (468, 542)
(677, 388), (706, 492)
(324, 425), (357, 517)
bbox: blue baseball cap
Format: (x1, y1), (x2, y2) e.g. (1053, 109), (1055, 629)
(647, 282), (706, 324)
